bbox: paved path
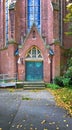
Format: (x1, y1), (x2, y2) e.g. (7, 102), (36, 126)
(0, 89), (72, 130)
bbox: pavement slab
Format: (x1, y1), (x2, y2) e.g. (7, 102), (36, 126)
(0, 89), (72, 130)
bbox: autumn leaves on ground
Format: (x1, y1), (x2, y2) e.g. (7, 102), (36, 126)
(48, 87), (72, 117)
(8, 85), (72, 117)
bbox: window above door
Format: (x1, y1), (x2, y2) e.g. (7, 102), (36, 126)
(26, 46), (43, 60)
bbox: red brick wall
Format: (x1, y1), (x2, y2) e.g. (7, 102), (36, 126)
(63, 23), (72, 48)
(41, 0), (49, 43)
(0, 51), (1, 73)
(0, 30), (61, 83)
(0, 1), (1, 47)
(60, 47), (67, 75)
(0, 0), (5, 48)
(18, 26), (51, 82)
(19, 0), (27, 36)
(7, 0), (60, 47)
(52, 44), (60, 80)
(47, 0), (54, 44)
(15, 0), (27, 44)
(9, 9), (15, 39)
(0, 0), (70, 83)
(0, 49), (9, 74)
(0, 0), (72, 49)
(15, 0), (21, 43)
(0, 44), (17, 77)
(7, 44), (17, 77)
(62, 0), (72, 48)
(14, 0), (54, 45)
(18, 30), (61, 82)
(53, 10), (59, 40)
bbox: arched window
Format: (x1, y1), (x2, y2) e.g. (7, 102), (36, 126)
(26, 47), (42, 59)
(27, 0), (40, 32)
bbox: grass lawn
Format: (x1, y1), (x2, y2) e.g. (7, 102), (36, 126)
(48, 87), (72, 117)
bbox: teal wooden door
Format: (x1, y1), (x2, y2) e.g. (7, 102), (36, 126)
(25, 61), (43, 81)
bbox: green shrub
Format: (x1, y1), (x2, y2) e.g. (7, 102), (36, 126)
(45, 83), (60, 89)
(67, 57), (72, 68)
(64, 66), (72, 78)
(69, 79), (72, 87)
(54, 76), (72, 88)
(54, 49), (72, 88)
(16, 84), (23, 88)
(54, 76), (64, 87)
(64, 66), (72, 87)
(62, 78), (70, 86)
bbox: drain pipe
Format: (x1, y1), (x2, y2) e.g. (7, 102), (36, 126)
(60, 0), (63, 46)
(49, 48), (54, 83)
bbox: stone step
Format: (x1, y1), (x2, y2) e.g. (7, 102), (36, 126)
(23, 84), (45, 87)
(23, 87), (45, 90)
(23, 81), (45, 89)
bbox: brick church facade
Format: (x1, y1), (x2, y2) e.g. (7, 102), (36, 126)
(0, 0), (72, 82)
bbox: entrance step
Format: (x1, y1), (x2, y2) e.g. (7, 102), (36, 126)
(23, 81), (45, 90)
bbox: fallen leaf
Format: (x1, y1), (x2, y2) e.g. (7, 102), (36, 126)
(23, 120), (26, 122)
(52, 122), (55, 124)
(56, 127), (59, 130)
(20, 125), (22, 128)
(11, 114), (13, 117)
(9, 122), (11, 124)
(41, 120), (46, 124)
(16, 125), (19, 128)
(66, 124), (69, 127)
(49, 122), (52, 125)
(30, 124), (33, 127)
(63, 120), (67, 122)
(12, 125), (15, 128)
(0, 128), (2, 130)
(30, 127), (33, 130)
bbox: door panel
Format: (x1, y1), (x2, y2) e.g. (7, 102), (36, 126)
(25, 61), (43, 81)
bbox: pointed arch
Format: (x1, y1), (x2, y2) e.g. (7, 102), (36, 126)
(25, 46), (43, 60)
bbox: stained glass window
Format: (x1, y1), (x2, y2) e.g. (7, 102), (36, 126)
(27, 0), (40, 32)
(26, 47), (42, 59)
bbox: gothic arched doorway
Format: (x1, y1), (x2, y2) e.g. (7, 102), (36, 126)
(25, 46), (43, 81)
